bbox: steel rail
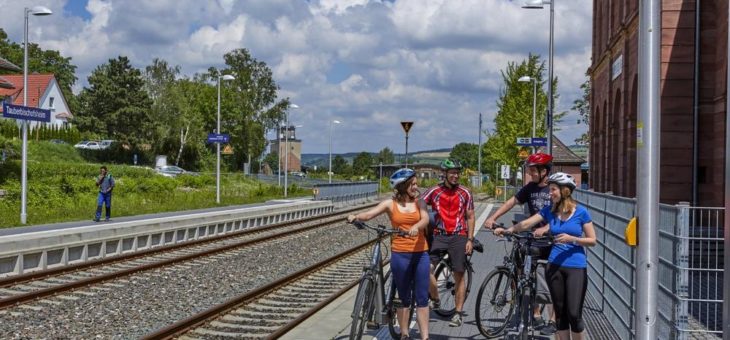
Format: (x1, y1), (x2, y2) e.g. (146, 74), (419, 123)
(0, 207), (373, 310)
(142, 238), (376, 339)
(0, 203), (374, 288)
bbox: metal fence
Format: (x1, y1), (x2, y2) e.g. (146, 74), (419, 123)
(313, 182), (379, 206)
(573, 189), (724, 339)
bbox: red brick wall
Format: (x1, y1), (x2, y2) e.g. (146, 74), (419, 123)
(590, 0), (726, 205)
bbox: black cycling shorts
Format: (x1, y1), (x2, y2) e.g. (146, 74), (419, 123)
(429, 234), (468, 273)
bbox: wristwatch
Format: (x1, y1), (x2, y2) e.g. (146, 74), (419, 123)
(468, 237), (474, 242)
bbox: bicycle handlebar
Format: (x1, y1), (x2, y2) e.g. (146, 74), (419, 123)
(349, 220), (409, 237)
(492, 222), (554, 243)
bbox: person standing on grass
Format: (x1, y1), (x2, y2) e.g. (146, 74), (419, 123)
(94, 166), (115, 222)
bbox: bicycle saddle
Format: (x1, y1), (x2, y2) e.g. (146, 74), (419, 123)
(472, 238), (484, 253)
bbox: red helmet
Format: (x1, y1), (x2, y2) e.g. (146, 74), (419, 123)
(526, 153), (553, 167)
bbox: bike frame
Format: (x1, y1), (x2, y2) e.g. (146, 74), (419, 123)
(361, 236), (389, 325)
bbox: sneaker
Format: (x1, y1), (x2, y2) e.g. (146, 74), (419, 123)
(429, 299), (441, 310)
(448, 312), (463, 327)
(93, 218), (100, 222)
(104, 218), (110, 222)
(540, 321), (557, 335)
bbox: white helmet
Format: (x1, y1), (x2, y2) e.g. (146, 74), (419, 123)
(547, 172), (576, 191)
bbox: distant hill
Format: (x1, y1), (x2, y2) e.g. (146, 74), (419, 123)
(301, 148), (453, 167)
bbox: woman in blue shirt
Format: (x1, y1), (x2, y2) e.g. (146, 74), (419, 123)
(495, 172), (596, 339)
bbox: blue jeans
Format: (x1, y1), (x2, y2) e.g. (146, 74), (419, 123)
(95, 192), (112, 220)
(391, 251), (430, 308)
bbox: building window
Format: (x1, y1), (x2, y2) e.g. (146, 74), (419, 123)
(49, 97), (54, 108)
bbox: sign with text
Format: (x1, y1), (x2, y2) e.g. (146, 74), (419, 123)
(500, 165), (510, 180)
(2, 102), (50, 122)
(516, 137), (532, 146)
(207, 133), (230, 143)
(531, 137), (548, 147)
(400, 121), (414, 134)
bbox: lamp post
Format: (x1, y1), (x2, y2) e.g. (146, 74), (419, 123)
(523, 0), (554, 154)
(20, 6), (52, 224)
(518, 75), (538, 152)
(328, 120), (341, 183)
(284, 104), (298, 197)
(216, 74), (235, 204)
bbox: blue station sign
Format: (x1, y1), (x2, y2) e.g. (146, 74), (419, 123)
(531, 137), (548, 147)
(207, 133), (230, 143)
(2, 102), (51, 122)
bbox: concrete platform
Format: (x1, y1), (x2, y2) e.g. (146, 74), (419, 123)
(281, 202), (613, 339)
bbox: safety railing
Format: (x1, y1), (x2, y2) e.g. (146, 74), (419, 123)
(313, 182), (379, 206)
(573, 189), (724, 340)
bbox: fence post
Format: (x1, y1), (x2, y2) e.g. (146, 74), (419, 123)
(601, 192), (608, 312)
(675, 202), (690, 340)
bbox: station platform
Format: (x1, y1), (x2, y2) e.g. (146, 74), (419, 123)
(282, 202), (614, 340)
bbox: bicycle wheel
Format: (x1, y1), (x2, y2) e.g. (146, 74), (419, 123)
(475, 268), (517, 338)
(519, 286), (532, 340)
(434, 261), (472, 317)
(350, 277), (375, 340)
(386, 270), (415, 339)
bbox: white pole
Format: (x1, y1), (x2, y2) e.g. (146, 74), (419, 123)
(284, 113), (288, 197)
(216, 77), (221, 204)
(546, 0), (554, 154)
(20, 8), (29, 224)
(277, 122), (281, 186)
(636, 0), (660, 338)
(478, 113), (482, 187)
(531, 78), (537, 153)
(328, 121), (333, 184)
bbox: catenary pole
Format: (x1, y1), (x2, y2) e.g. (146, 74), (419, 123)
(636, 0), (660, 338)
(723, 1), (730, 338)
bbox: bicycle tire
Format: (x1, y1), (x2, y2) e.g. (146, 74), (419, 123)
(434, 261), (472, 317)
(475, 268), (517, 338)
(386, 270), (415, 339)
(350, 277), (374, 340)
(520, 286), (532, 340)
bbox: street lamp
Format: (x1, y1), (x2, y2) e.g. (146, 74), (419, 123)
(20, 5), (52, 224)
(522, 0), (554, 154)
(284, 103), (298, 197)
(216, 74), (235, 204)
(328, 120), (341, 183)
(518, 75), (538, 152)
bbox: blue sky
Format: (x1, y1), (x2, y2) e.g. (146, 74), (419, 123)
(2, 0), (592, 154)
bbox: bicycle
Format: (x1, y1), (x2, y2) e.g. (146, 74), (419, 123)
(431, 237), (484, 317)
(348, 220), (414, 340)
(475, 223), (552, 339)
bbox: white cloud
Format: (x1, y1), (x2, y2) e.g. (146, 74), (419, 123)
(0, 0), (592, 152)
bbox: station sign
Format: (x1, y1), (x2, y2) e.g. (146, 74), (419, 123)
(207, 133), (230, 143)
(516, 137), (532, 146)
(516, 137), (547, 147)
(2, 102), (50, 122)
(531, 137), (548, 147)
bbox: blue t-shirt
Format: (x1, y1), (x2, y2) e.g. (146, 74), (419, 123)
(539, 204), (592, 268)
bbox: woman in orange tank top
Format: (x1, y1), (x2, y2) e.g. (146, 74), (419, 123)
(347, 168), (430, 340)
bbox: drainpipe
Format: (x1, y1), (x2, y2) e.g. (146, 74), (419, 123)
(692, 0), (700, 206)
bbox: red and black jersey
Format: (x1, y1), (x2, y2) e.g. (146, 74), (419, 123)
(420, 183), (474, 236)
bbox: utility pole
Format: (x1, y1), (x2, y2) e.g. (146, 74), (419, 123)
(636, 0), (660, 338)
(478, 113), (483, 187)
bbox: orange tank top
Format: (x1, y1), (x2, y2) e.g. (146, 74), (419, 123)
(389, 200), (429, 253)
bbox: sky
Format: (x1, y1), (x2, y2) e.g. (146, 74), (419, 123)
(1, 0), (593, 154)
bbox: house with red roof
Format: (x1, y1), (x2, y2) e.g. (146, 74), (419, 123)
(0, 73), (73, 127)
(0, 56), (21, 89)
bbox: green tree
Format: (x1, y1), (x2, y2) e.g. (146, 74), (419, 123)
(352, 152), (374, 176)
(208, 49), (290, 172)
(449, 143), (479, 169)
(0, 29), (79, 113)
(332, 155), (350, 177)
(376, 147), (395, 164)
(76, 56), (153, 146)
(573, 78), (591, 146)
(263, 152), (278, 174)
(483, 54), (565, 180)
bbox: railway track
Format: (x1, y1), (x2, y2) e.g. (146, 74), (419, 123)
(0, 204), (375, 310)
(143, 239), (376, 340)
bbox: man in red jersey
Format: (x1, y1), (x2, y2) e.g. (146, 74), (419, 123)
(421, 158), (475, 327)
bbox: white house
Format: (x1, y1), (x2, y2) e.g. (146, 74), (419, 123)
(0, 73), (74, 128)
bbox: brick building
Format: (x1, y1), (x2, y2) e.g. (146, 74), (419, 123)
(269, 125), (302, 173)
(590, 0), (727, 206)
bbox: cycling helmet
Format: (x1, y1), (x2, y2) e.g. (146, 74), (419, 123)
(547, 172), (577, 191)
(440, 159), (462, 171)
(390, 168), (416, 188)
(526, 153), (553, 168)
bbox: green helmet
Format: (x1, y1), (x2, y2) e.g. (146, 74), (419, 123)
(440, 159), (462, 171)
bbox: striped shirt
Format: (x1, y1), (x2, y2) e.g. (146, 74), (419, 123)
(421, 184), (474, 236)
